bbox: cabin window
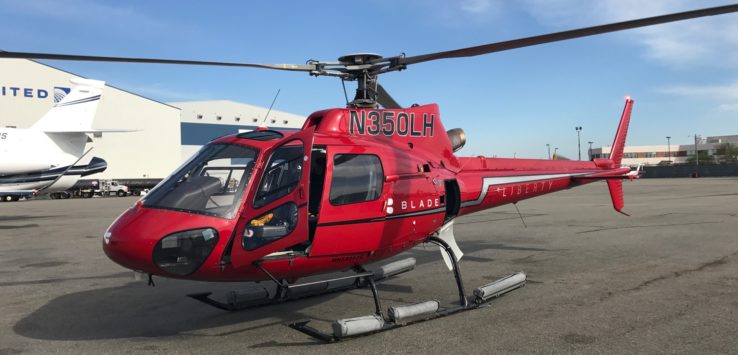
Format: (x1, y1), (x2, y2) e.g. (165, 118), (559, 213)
(329, 154), (383, 206)
(253, 141), (304, 208)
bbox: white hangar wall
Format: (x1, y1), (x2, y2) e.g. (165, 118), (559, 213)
(170, 100), (306, 162)
(0, 58), (182, 179)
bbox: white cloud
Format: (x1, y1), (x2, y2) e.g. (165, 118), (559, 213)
(520, 0), (738, 67)
(718, 103), (738, 111)
(659, 81), (738, 100)
(393, 0), (503, 27)
(460, 0), (498, 15)
(659, 80), (738, 111)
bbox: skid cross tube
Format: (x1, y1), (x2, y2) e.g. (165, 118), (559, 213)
(187, 259), (411, 312)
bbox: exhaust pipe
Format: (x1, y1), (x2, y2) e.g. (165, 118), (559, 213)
(447, 128), (466, 152)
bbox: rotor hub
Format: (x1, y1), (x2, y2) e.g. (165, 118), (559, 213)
(338, 53), (383, 66)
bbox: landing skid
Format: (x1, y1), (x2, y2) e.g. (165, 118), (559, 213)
(187, 257), (417, 312)
(289, 237), (527, 342)
(187, 238), (526, 343)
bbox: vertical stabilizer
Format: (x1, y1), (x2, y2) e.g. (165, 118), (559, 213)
(608, 97), (634, 166)
(607, 180), (629, 215)
(31, 78), (105, 132)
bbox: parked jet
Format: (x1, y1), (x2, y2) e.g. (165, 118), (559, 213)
(0, 78), (128, 201)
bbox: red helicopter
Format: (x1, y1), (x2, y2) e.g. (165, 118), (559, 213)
(4, 4), (738, 342)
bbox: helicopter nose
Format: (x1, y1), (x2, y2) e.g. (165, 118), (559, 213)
(102, 207), (158, 274)
(103, 230), (156, 273)
(102, 205), (227, 278)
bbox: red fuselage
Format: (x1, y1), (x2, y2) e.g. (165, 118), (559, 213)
(103, 103), (631, 282)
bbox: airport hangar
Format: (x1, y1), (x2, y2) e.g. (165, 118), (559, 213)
(0, 58), (306, 189)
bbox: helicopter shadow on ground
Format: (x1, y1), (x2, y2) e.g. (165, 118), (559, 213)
(13, 240), (547, 342)
(13, 277), (345, 341)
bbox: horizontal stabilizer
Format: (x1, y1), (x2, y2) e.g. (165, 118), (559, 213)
(573, 175), (638, 181)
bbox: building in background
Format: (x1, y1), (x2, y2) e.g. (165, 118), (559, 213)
(591, 134), (738, 166)
(171, 100), (305, 162)
(1, 58), (307, 188)
(1, 58), (181, 181)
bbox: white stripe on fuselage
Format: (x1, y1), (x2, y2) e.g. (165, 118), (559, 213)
(460, 172), (593, 208)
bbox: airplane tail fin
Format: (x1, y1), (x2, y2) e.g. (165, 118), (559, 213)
(31, 78), (105, 133)
(608, 97), (634, 166)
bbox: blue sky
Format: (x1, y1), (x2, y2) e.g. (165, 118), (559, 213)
(2, 0), (737, 158)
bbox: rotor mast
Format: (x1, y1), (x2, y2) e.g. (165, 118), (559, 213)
(335, 53), (395, 108)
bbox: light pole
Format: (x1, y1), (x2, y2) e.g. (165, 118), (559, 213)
(546, 144), (551, 160)
(554, 147), (559, 160)
(693, 134), (700, 166)
(587, 141), (593, 160)
(575, 126), (582, 160)
(666, 136), (671, 164)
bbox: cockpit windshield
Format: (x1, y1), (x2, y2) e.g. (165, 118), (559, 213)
(143, 143), (258, 219)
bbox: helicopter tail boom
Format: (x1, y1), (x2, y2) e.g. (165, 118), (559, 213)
(455, 98), (635, 215)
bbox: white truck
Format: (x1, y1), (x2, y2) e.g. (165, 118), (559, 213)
(79, 179), (130, 198)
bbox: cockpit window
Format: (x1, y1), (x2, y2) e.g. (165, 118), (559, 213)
(253, 141), (304, 208)
(143, 144), (258, 219)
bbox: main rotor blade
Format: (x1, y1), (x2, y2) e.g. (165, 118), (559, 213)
(402, 3), (738, 65)
(0, 51), (316, 72)
(377, 84), (402, 109)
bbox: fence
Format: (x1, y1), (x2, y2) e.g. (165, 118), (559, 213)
(642, 164), (738, 178)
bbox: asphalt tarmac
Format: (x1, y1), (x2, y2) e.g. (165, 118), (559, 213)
(1, 178), (736, 354)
